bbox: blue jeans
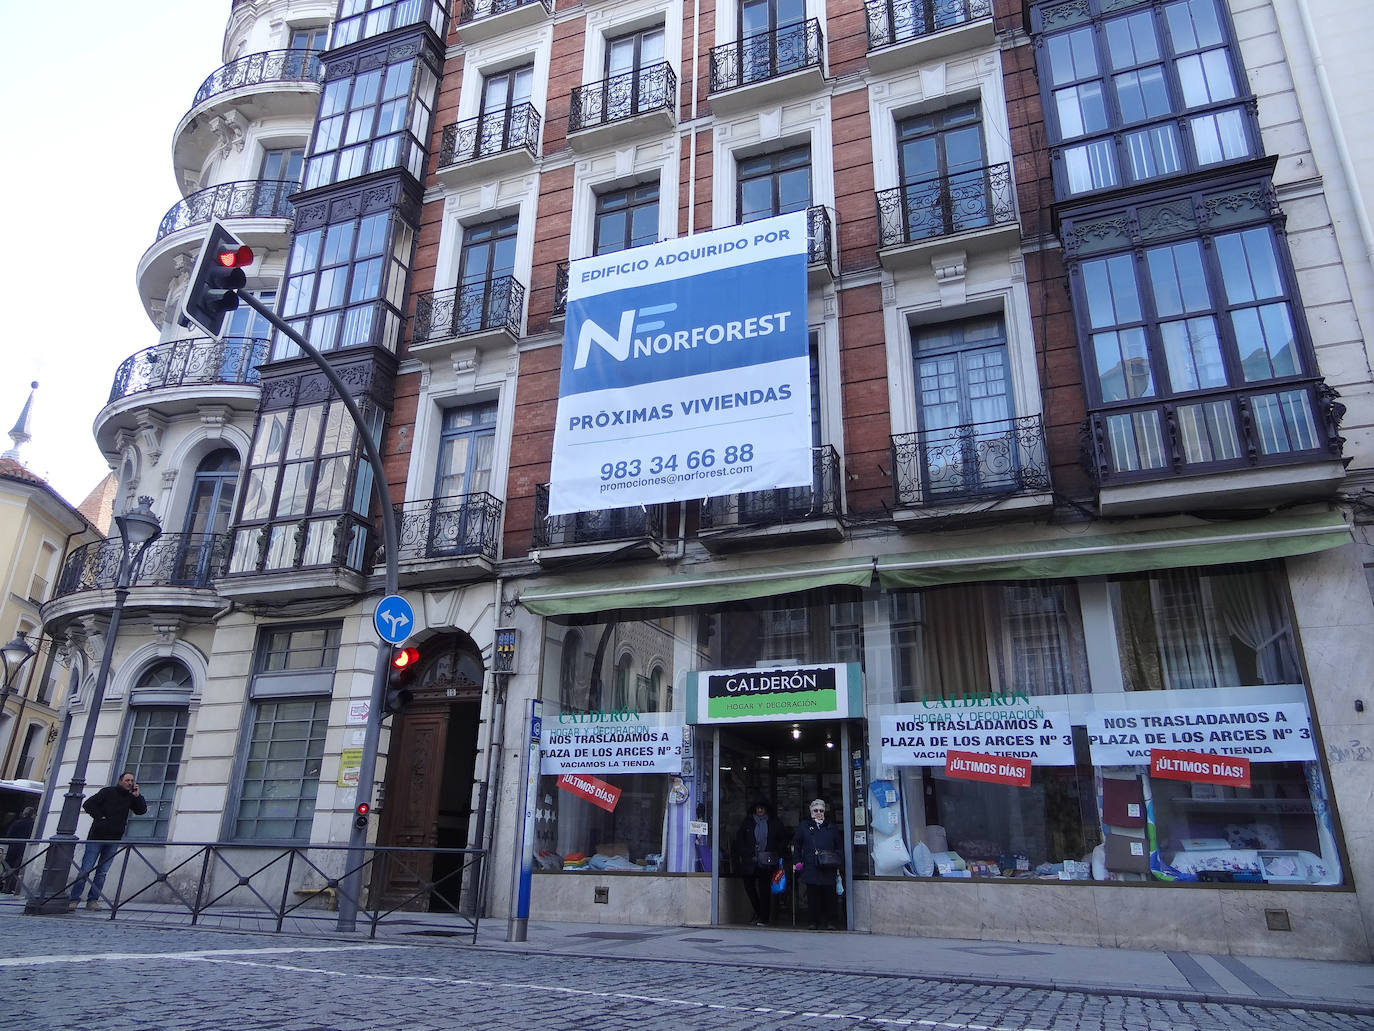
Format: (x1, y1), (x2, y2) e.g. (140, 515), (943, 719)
(69, 841), (120, 902)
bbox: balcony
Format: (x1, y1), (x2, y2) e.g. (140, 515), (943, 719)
(709, 19), (826, 114)
(138, 180), (297, 327)
(890, 415), (1053, 526)
(1082, 381), (1347, 516)
(410, 276), (526, 355)
(553, 261), (570, 319)
(394, 494), (502, 584)
(42, 534), (233, 628)
(173, 50), (323, 186)
(436, 105), (541, 187)
(331, 0), (448, 50)
(532, 484), (665, 565)
(865, 0), (994, 73)
(876, 162), (1018, 268)
(95, 337), (268, 456)
(216, 514), (376, 602)
(699, 445), (844, 552)
(455, 0), (552, 44)
(569, 62), (677, 149)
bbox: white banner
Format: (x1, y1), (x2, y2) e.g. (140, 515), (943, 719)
(540, 711), (686, 775)
(1085, 702), (1316, 766)
(878, 698), (1076, 767)
(549, 212), (813, 515)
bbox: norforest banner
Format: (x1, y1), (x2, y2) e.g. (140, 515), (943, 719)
(549, 211), (812, 515)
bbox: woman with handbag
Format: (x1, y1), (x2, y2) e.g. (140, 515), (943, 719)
(734, 800), (789, 925)
(792, 798), (844, 930)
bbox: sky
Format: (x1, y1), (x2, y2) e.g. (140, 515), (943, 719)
(0, 2), (234, 507)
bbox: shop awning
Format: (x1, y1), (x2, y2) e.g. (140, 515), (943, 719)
(875, 511), (1351, 590)
(518, 556), (875, 616)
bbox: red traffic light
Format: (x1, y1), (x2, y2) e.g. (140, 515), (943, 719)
(392, 646), (420, 670)
(356, 802), (371, 817)
(215, 244), (254, 269)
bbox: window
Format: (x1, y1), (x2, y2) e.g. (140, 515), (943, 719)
(303, 50), (438, 190)
(428, 402), (498, 555)
(457, 216), (519, 334)
(740, 0), (808, 81)
(230, 625), (339, 842)
(594, 183), (659, 254)
(259, 147), (305, 186)
(176, 450), (239, 584)
(604, 26), (667, 121)
(28, 542), (56, 604)
(330, 0), (448, 51)
(276, 204), (413, 356)
(479, 65), (534, 157)
(1037, 0), (1253, 196)
(123, 700), (190, 842)
(738, 146), (810, 223)
(898, 104), (990, 239)
(220, 290), (275, 382)
(289, 26), (329, 53)
(13, 724), (42, 781)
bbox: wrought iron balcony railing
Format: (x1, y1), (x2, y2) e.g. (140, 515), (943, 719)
(54, 533), (233, 598)
(553, 261), (570, 317)
(395, 493), (502, 562)
(892, 415), (1050, 507)
(155, 180), (296, 241)
(438, 104), (541, 167)
(331, 0), (447, 49)
(806, 205), (834, 271)
(457, 0), (551, 24)
(108, 337), (268, 404)
(710, 19), (824, 93)
(864, 0), (991, 50)
(876, 162), (1015, 247)
(533, 483), (664, 548)
(412, 276), (526, 343)
(570, 62), (677, 133)
(700, 445), (842, 530)
(1080, 381), (1345, 486)
(189, 49), (323, 109)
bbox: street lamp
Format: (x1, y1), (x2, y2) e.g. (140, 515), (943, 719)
(26, 496), (161, 914)
(0, 634), (36, 761)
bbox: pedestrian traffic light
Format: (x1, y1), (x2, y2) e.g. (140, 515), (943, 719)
(384, 645), (420, 715)
(181, 221), (254, 338)
(354, 801), (371, 830)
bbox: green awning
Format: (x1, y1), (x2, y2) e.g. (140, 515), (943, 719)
(518, 556), (875, 616)
(876, 511), (1351, 590)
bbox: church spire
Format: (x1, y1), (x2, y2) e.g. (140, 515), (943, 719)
(3, 381), (37, 461)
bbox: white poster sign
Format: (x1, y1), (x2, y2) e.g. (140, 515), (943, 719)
(878, 697), (1076, 766)
(1085, 702), (1316, 766)
(549, 211), (812, 515)
(540, 711), (686, 775)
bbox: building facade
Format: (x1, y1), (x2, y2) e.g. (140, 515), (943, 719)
(36, 0), (1374, 960)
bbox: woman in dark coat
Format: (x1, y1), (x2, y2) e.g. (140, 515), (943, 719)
(792, 797), (844, 929)
(733, 800), (789, 925)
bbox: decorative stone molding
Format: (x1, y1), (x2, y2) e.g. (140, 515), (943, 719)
(208, 110), (246, 155)
(154, 622), (187, 657)
(932, 250), (968, 306)
(135, 411), (169, 467)
(197, 405), (235, 437)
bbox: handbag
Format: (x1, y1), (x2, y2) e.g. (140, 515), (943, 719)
(770, 860), (787, 894)
(816, 849), (842, 867)
(757, 850), (779, 867)
(835, 871), (845, 896)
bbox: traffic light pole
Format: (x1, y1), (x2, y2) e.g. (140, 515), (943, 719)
(236, 293), (396, 933)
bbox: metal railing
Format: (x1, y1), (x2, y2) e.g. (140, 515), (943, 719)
(533, 483), (664, 548)
(189, 49), (323, 109)
(864, 0), (991, 50)
(876, 162), (1016, 247)
(155, 180), (296, 241)
(553, 261), (570, 317)
(412, 276), (526, 343)
(892, 415), (1050, 506)
(1080, 380), (1345, 485)
(395, 494), (503, 561)
(3, 837), (482, 942)
(710, 19), (825, 92)
(457, 0), (551, 24)
(54, 533), (233, 598)
(438, 104), (542, 167)
(108, 337), (268, 403)
(570, 61), (677, 132)
(701, 445), (842, 529)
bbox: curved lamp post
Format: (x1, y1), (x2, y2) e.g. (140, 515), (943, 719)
(0, 634), (37, 765)
(27, 497), (161, 914)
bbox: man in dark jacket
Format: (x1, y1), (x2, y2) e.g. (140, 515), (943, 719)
(67, 772), (146, 911)
(733, 800), (789, 925)
(3, 806), (35, 893)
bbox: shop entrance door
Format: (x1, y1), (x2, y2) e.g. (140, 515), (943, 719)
(713, 720), (849, 928)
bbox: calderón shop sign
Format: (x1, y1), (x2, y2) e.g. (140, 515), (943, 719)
(686, 663), (863, 724)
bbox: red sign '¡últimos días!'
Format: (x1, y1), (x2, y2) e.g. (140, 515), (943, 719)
(1150, 749), (1251, 788)
(944, 750), (1032, 787)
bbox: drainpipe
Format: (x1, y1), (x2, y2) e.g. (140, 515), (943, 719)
(473, 574), (510, 916)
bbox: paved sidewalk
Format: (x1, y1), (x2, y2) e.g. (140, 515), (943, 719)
(466, 918), (1374, 1016)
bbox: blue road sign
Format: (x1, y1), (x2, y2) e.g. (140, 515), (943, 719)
(373, 595), (415, 645)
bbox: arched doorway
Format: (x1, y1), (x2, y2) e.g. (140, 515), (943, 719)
(375, 632), (484, 911)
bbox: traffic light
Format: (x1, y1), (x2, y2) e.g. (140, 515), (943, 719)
(384, 646), (420, 715)
(354, 801), (371, 830)
(181, 221), (254, 338)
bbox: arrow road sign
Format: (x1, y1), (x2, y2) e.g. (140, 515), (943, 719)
(373, 594), (415, 645)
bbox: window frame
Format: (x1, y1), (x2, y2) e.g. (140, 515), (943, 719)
(593, 182), (661, 255)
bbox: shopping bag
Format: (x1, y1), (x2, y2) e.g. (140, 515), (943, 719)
(771, 861), (787, 894)
(835, 871), (845, 896)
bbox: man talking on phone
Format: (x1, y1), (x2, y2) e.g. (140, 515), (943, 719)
(67, 771), (146, 911)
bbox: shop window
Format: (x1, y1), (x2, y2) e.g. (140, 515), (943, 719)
(702, 588), (861, 668)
